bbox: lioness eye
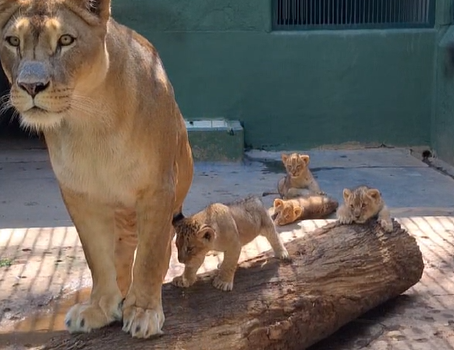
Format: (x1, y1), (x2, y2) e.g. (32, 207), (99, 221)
(361, 203), (366, 208)
(5, 36), (20, 47)
(58, 34), (75, 46)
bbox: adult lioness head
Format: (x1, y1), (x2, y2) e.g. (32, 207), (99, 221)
(0, 0), (110, 131)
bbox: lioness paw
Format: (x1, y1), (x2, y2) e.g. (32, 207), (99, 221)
(379, 219), (394, 232)
(212, 276), (234, 291)
(122, 305), (164, 338)
(172, 275), (195, 288)
(65, 298), (123, 334)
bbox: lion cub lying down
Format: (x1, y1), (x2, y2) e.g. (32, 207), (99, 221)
(172, 196), (290, 291)
(336, 185), (393, 232)
(273, 194), (339, 226)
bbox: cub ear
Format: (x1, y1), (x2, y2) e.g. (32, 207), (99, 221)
(367, 189), (381, 200)
(197, 225), (216, 243)
(342, 188), (352, 201)
(273, 198), (284, 209)
(68, 0), (111, 23)
(300, 154), (310, 165)
(293, 206), (303, 218)
(281, 153), (289, 163)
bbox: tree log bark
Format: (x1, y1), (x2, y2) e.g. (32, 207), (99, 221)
(43, 219), (424, 350)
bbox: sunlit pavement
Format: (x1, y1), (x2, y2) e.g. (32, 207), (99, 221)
(1, 143), (454, 349)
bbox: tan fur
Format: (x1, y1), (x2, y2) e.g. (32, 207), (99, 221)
(278, 153), (324, 199)
(272, 195), (339, 226)
(0, 0), (193, 339)
(336, 186), (393, 232)
(172, 196), (290, 291)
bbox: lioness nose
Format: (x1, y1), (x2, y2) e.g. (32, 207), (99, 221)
(18, 81), (50, 98)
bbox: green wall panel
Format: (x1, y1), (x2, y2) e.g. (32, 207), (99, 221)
(112, 1), (434, 151)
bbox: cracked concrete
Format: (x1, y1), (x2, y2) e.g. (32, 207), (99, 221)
(0, 142), (454, 349)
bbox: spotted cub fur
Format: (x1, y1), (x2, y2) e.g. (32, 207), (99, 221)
(273, 195), (339, 226)
(336, 185), (393, 232)
(278, 153), (324, 199)
(172, 196), (290, 291)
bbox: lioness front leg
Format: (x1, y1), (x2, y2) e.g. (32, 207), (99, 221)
(122, 188), (174, 338)
(61, 189), (123, 333)
(114, 208), (138, 297)
(213, 243), (241, 292)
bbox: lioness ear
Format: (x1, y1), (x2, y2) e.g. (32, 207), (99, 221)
(197, 225), (216, 243)
(0, 0), (19, 29)
(343, 188), (351, 201)
(281, 154), (289, 163)
(273, 199), (284, 209)
(367, 189), (381, 200)
(68, 0), (111, 23)
(300, 155), (310, 165)
(294, 206), (303, 218)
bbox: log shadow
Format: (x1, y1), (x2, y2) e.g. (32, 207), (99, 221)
(308, 294), (422, 350)
(2, 253), (284, 349)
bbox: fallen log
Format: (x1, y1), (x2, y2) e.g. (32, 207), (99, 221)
(43, 219), (424, 350)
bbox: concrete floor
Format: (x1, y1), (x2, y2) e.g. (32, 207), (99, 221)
(0, 143), (454, 349)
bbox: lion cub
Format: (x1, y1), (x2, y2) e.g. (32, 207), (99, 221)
(172, 196), (290, 291)
(336, 186), (393, 232)
(278, 153), (323, 199)
(273, 195), (339, 226)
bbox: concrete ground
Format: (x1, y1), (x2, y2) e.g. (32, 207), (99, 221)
(1, 142), (454, 349)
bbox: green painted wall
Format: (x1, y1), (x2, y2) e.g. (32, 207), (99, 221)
(431, 0), (454, 165)
(112, 1), (435, 151)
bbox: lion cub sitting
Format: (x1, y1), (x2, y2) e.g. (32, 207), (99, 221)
(172, 196), (290, 291)
(278, 153), (324, 199)
(336, 185), (393, 232)
(273, 195), (339, 226)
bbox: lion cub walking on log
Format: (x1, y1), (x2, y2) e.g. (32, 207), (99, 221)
(278, 153), (324, 199)
(172, 196), (290, 291)
(336, 186), (393, 232)
(273, 195), (339, 226)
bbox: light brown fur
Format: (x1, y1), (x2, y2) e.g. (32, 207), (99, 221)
(0, 0), (193, 338)
(278, 153), (324, 199)
(172, 196), (290, 291)
(272, 195), (339, 226)
(336, 186), (393, 232)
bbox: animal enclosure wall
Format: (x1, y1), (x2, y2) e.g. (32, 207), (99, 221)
(111, 0), (440, 151)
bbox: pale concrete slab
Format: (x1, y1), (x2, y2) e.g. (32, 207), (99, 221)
(0, 144), (454, 350)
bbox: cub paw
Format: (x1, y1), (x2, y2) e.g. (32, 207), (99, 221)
(212, 276), (234, 292)
(337, 215), (353, 225)
(379, 219), (394, 232)
(122, 305), (164, 339)
(275, 248), (292, 262)
(172, 275), (195, 288)
(65, 297), (123, 334)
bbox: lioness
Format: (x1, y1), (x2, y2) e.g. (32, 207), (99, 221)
(336, 186), (393, 232)
(0, 0), (193, 339)
(172, 196), (290, 291)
